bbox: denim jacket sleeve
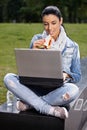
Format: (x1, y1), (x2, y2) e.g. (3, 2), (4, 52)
(62, 38), (81, 83)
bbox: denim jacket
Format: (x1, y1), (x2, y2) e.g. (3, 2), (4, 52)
(29, 28), (81, 84)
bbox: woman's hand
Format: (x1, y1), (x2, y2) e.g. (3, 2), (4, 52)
(33, 39), (45, 49)
(63, 72), (70, 81)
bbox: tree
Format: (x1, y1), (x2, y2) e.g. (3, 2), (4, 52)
(23, 0), (43, 22)
(0, 0), (87, 23)
(77, 0), (87, 22)
(0, 3), (3, 22)
(6, 0), (25, 22)
(64, 0), (87, 23)
(0, 0), (9, 22)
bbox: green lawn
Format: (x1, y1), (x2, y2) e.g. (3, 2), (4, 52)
(0, 23), (87, 104)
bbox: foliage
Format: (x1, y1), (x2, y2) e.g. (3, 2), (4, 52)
(0, 0), (87, 23)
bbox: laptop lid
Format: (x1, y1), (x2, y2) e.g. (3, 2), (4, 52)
(14, 48), (63, 88)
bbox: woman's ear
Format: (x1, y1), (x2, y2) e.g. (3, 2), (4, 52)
(60, 17), (63, 25)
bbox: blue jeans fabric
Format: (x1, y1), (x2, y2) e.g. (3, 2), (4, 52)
(4, 73), (79, 115)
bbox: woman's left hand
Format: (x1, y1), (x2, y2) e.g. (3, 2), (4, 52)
(63, 72), (70, 81)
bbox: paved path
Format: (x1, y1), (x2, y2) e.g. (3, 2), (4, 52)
(76, 57), (87, 89)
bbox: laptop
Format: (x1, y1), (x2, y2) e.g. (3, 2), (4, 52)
(14, 48), (63, 89)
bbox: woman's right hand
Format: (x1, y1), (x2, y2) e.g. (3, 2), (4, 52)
(33, 39), (45, 49)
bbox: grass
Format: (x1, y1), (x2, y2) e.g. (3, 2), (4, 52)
(0, 23), (87, 104)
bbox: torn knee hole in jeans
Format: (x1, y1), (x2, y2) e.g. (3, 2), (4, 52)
(62, 93), (70, 101)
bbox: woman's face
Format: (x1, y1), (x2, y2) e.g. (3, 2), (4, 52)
(42, 14), (63, 40)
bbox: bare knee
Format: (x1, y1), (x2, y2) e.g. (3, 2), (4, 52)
(62, 83), (79, 102)
(62, 93), (71, 101)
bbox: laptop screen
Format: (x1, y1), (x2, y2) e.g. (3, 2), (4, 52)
(15, 48), (63, 89)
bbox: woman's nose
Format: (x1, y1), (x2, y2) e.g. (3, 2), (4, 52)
(48, 24), (52, 30)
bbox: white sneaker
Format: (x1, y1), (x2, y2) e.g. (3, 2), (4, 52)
(53, 106), (69, 119)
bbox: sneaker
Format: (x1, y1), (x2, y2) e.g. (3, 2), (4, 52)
(53, 106), (69, 119)
(16, 100), (31, 111)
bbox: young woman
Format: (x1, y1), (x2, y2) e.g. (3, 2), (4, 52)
(4, 6), (81, 119)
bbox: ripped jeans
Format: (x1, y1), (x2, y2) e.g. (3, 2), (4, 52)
(4, 73), (79, 115)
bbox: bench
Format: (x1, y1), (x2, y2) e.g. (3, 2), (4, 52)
(0, 57), (87, 130)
